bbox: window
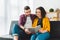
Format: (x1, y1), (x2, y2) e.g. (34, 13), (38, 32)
(4, 0), (33, 34)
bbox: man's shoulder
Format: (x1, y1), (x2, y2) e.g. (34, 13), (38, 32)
(30, 14), (37, 19)
(20, 14), (25, 17)
(30, 14), (35, 15)
(30, 14), (36, 16)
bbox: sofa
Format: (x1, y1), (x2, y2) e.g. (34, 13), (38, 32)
(49, 21), (60, 40)
(0, 21), (60, 40)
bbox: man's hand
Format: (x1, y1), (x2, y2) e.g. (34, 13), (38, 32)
(20, 25), (31, 34)
(24, 28), (31, 34)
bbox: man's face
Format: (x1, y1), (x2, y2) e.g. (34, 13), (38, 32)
(24, 9), (31, 16)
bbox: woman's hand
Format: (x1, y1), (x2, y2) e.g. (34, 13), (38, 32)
(24, 28), (31, 34)
(38, 29), (47, 33)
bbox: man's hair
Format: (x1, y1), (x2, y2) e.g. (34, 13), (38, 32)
(24, 6), (30, 10)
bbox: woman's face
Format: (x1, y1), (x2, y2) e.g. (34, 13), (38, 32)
(36, 9), (41, 18)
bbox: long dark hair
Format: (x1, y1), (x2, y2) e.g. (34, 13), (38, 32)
(36, 7), (46, 27)
(36, 7), (46, 18)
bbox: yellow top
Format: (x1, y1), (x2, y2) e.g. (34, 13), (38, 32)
(32, 17), (50, 32)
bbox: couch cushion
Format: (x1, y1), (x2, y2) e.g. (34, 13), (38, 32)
(50, 21), (60, 38)
(9, 21), (60, 39)
(9, 21), (18, 35)
(49, 38), (60, 40)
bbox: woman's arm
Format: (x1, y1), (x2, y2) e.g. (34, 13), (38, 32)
(39, 18), (50, 33)
(45, 18), (50, 32)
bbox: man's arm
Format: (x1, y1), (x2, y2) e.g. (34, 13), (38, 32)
(18, 15), (31, 34)
(19, 25), (25, 30)
(18, 15), (25, 30)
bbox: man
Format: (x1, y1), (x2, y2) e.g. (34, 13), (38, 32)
(12, 6), (36, 40)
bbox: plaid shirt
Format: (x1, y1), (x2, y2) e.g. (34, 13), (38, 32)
(18, 14), (36, 26)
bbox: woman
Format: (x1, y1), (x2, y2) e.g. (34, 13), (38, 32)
(30, 7), (50, 40)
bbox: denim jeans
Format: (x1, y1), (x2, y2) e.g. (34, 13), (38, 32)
(30, 32), (50, 40)
(12, 24), (32, 40)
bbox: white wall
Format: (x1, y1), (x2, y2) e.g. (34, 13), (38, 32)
(5, 0), (29, 34)
(0, 0), (6, 35)
(33, 0), (60, 13)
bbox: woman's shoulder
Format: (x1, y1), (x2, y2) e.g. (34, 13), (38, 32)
(43, 17), (50, 21)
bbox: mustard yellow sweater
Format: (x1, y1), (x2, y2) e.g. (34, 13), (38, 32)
(32, 17), (50, 32)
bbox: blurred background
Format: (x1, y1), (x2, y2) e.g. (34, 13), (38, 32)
(0, 0), (60, 35)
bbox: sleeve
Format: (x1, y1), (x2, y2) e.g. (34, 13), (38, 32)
(45, 18), (50, 32)
(18, 15), (24, 26)
(32, 14), (36, 19)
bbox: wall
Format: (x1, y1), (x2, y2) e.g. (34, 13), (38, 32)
(0, 0), (6, 35)
(33, 0), (60, 13)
